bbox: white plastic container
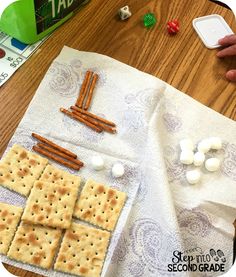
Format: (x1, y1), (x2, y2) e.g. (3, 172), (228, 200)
(192, 14), (234, 49)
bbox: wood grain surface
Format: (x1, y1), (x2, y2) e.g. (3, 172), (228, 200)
(0, 0), (235, 276)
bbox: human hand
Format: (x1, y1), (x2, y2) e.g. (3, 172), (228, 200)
(217, 34), (236, 81)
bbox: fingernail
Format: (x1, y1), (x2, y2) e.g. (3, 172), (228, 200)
(226, 71), (236, 81)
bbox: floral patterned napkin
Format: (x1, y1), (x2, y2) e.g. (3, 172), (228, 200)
(0, 46), (235, 277)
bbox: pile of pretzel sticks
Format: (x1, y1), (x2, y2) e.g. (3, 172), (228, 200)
(60, 71), (117, 134)
(32, 133), (83, 170)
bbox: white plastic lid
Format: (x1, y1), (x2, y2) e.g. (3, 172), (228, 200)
(192, 14), (234, 49)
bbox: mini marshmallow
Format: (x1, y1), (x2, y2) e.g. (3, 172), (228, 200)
(209, 137), (222, 150)
(91, 156), (104, 171)
(193, 152), (205, 166)
(186, 169), (201, 184)
(205, 158), (220, 172)
(197, 139), (211, 153)
(179, 139), (195, 151)
(180, 150), (194, 165)
(112, 163), (125, 178)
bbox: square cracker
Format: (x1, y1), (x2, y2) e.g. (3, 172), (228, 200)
(73, 179), (127, 231)
(0, 144), (48, 196)
(22, 180), (79, 229)
(0, 202), (23, 254)
(40, 164), (81, 189)
(7, 222), (62, 269)
(54, 222), (110, 277)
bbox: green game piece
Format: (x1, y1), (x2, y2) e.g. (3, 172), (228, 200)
(143, 13), (157, 28)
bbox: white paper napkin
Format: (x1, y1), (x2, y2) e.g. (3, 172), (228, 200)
(0, 46), (235, 277)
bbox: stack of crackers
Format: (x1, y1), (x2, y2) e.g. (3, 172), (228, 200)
(0, 144), (127, 277)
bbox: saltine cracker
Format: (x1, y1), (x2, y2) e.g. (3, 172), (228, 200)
(0, 144), (48, 196)
(0, 202), (23, 254)
(7, 222), (62, 269)
(73, 179), (127, 231)
(54, 222), (110, 277)
(22, 181), (79, 229)
(40, 164), (81, 189)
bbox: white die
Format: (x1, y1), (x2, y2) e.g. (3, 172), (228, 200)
(118, 6), (132, 20)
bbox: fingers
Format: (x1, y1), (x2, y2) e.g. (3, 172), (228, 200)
(218, 34), (236, 46)
(226, 70), (236, 82)
(217, 44), (236, 57)
(217, 34), (236, 81)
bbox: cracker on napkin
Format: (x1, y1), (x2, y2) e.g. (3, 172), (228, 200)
(54, 222), (110, 277)
(0, 144), (48, 196)
(40, 164), (81, 188)
(22, 180), (79, 229)
(73, 179), (127, 231)
(7, 222), (62, 269)
(0, 202), (23, 254)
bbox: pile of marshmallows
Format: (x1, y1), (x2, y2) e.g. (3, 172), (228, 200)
(180, 137), (222, 184)
(91, 156), (125, 178)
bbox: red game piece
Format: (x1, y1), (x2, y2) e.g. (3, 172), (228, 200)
(0, 48), (6, 59)
(167, 20), (180, 35)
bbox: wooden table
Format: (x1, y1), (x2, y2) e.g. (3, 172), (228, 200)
(1, 0), (235, 276)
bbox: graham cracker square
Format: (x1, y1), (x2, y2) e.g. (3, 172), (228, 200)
(0, 144), (48, 196)
(40, 164), (81, 189)
(0, 202), (23, 254)
(73, 179), (127, 231)
(7, 222), (62, 269)
(22, 181), (79, 229)
(54, 222), (110, 277)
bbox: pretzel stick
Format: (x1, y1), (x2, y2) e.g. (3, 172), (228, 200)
(60, 108), (103, 133)
(76, 71), (93, 108)
(84, 74), (99, 110)
(75, 71), (91, 107)
(32, 133), (77, 159)
(33, 146), (81, 170)
(37, 143), (84, 167)
(71, 110), (116, 134)
(70, 106), (116, 127)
